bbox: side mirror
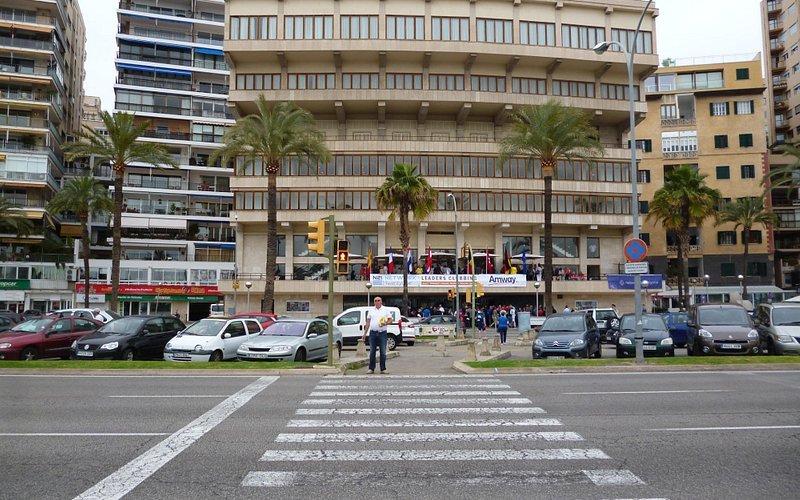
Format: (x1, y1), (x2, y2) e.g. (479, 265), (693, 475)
(222, 332), (231, 339)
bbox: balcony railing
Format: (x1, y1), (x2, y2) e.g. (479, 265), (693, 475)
(141, 130), (191, 141)
(773, 78), (788, 90)
(127, 26), (192, 42)
(0, 253), (72, 264)
(0, 88), (54, 104)
(117, 75), (192, 92)
(661, 117), (696, 128)
(767, 1), (782, 14)
(120, 2), (225, 23)
(117, 103), (232, 120)
(124, 205), (231, 217)
(667, 244), (703, 254)
(0, 35), (53, 52)
(771, 40), (785, 52)
(663, 150), (698, 160)
(0, 140), (51, 154)
(125, 177), (187, 190)
(0, 8), (55, 25)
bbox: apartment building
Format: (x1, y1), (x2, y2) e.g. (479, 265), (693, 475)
(637, 57), (773, 293)
(0, 0), (86, 312)
(219, 0), (661, 315)
(761, 0), (800, 290)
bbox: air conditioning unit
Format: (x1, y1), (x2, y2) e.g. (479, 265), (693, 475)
(66, 267), (78, 282)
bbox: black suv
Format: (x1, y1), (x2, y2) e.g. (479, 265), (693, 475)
(72, 315), (185, 361)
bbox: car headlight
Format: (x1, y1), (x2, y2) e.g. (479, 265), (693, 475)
(534, 338), (542, 346)
(271, 345), (292, 352)
(99, 342), (118, 350)
(239, 344), (250, 351)
(569, 338), (585, 347)
(747, 329), (758, 339)
(698, 329), (712, 338)
(165, 342), (172, 350)
(776, 334), (795, 343)
(0, 342), (11, 349)
(618, 338), (632, 345)
(194, 345), (203, 352)
(660, 337), (674, 345)
(71, 340), (77, 349)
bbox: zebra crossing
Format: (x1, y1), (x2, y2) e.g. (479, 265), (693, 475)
(242, 374), (652, 496)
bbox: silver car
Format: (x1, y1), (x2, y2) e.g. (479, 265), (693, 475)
(237, 319), (342, 362)
(755, 302), (800, 355)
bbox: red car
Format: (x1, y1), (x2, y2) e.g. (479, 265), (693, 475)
(230, 312), (278, 329)
(0, 316), (103, 360)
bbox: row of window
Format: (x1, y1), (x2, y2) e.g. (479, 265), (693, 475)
(717, 230), (763, 246)
(709, 100), (755, 116)
(236, 155), (632, 183)
(234, 190), (633, 216)
(227, 14), (653, 53)
(721, 261), (768, 277)
(714, 134), (755, 148)
(716, 165), (757, 180)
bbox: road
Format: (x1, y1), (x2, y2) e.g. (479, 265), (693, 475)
(1, 370), (798, 499)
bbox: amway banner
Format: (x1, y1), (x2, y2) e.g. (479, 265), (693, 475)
(369, 274), (526, 288)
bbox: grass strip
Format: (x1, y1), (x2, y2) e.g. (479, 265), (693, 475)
(0, 360), (320, 370)
(466, 355), (800, 369)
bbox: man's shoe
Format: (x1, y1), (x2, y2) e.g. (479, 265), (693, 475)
(380, 370), (389, 374)
(368, 370), (375, 374)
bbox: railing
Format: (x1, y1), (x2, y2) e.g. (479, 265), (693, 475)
(128, 26), (192, 42)
(192, 108), (233, 119)
(193, 59), (228, 71)
(667, 244), (703, 254)
(767, 0), (782, 13)
(0, 63), (51, 77)
(2, 199), (50, 209)
(770, 40), (785, 51)
(141, 130), (191, 141)
(125, 178), (187, 190)
(663, 150), (698, 159)
(773, 79), (788, 89)
(0, 141), (51, 154)
(196, 82), (229, 94)
(118, 53), (192, 67)
(0, 8), (55, 25)
(661, 117), (696, 127)
(0, 115), (46, 128)
(0, 35), (53, 52)
(117, 103), (232, 120)
(123, 206), (231, 217)
(0, 253), (72, 264)
(769, 21), (784, 32)
(0, 89), (53, 104)
(120, 2), (225, 23)
(117, 76), (193, 92)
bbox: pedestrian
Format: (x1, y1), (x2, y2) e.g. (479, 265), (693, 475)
(173, 311), (180, 320)
(563, 305), (571, 313)
(475, 307), (486, 337)
(509, 305), (516, 328)
(497, 310), (509, 344)
(423, 306), (431, 318)
(361, 296), (392, 374)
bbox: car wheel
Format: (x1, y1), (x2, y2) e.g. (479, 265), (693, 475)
(593, 342), (602, 358)
(693, 342), (703, 356)
(209, 350), (224, 362)
(387, 335), (397, 351)
(406, 341), (415, 347)
(122, 348), (135, 361)
(20, 347), (37, 361)
(294, 347), (307, 362)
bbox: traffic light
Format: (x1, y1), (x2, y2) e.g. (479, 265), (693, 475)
(336, 240), (350, 275)
(307, 218), (326, 255)
(465, 288), (472, 304)
(476, 282), (485, 297)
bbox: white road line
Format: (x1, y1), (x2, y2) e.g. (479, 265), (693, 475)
(582, 469), (646, 486)
(296, 407), (546, 415)
(647, 425), (800, 432)
(274, 431), (582, 443)
(563, 390), (732, 395)
(315, 384), (511, 389)
(287, 418), (561, 428)
(322, 375), (493, 379)
(260, 448), (609, 461)
(302, 397), (533, 405)
(0, 433), (169, 437)
(0, 374), (259, 378)
(242, 469), (642, 487)
(308, 390), (520, 396)
(107, 395), (230, 398)
(74, 376), (278, 500)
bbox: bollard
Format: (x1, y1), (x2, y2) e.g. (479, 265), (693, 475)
(464, 340), (477, 361)
(448, 328), (455, 341)
(491, 335), (501, 352)
(523, 329), (531, 341)
(457, 328), (465, 340)
(433, 333), (448, 357)
(480, 338), (491, 357)
(356, 337), (367, 357)
(333, 344), (341, 362)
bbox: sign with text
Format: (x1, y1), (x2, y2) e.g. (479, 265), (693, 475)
(607, 274), (663, 290)
(76, 284), (221, 296)
(369, 274), (526, 288)
(624, 262), (649, 274)
(0, 280), (30, 290)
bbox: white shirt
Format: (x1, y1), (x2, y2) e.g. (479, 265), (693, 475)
(367, 306), (392, 332)
(563, 306), (571, 313)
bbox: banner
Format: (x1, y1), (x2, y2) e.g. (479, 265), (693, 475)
(0, 280), (30, 290)
(369, 274), (526, 288)
(607, 274), (663, 290)
(75, 284), (221, 296)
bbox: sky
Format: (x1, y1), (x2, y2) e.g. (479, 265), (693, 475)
(77, 0), (764, 110)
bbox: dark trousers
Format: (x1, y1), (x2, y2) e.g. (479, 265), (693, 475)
(498, 327), (508, 343)
(368, 330), (387, 372)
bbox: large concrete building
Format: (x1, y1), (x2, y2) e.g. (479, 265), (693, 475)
(219, 0), (661, 316)
(637, 57), (773, 294)
(0, 0), (86, 312)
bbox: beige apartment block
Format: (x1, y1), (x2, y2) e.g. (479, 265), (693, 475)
(222, 0), (660, 316)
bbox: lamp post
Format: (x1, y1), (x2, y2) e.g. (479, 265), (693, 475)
(594, 0), (653, 364)
(233, 214), (239, 314)
(366, 282), (372, 306)
(447, 193), (460, 321)
(245, 281), (252, 311)
(534, 281), (540, 316)
(737, 274), (744, 301)
(704, 274), (710, 303)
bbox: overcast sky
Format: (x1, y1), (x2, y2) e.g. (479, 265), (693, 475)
(78, 0), (764, 110)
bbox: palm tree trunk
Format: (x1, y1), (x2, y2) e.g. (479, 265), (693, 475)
(543, 170), (553, 315)
(679, 230), (690, 310)
(400, 204), (410, 317)
(742, 227), (750, 298)
(80, 212), (91, 308)
(263, 162), (278, 314)
(110, 165), (124, 312)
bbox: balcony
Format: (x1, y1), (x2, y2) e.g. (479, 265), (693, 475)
(769, 20), (784, 33)
(117, 75), (193, 92)
(663, 150), (698, 160)
(767, 0), (782, 14)
(140, 130), (190, 141)
(775, 118), (790, 130)
(770, 40), (785, 53)
(772, 60), (786, 73)
(0, 140), (52, 155)
(124, 26), (224, 47)
(117, 103), (232, 120)
(125, 177), (187, 190)
(123, 205), (231, 218)
(774, 99), (789, 111)
(0, 8), (55, 26)
(773, 78), (788, 91)
(667, 244), (703, 254)
(661, 117), (696, 128)
(119, 1), (225, 24)
(0, 35), (54, 52)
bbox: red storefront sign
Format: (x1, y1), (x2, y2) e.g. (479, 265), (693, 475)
(74, 284), (222, 296)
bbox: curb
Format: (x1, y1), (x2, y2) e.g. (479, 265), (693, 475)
(451, 362), (800, 374)
(337, 351), (401, 372)
(0, 367), (341, 376)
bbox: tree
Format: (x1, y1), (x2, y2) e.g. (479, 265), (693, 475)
(63, 111), (177, 311)
(48, 177), (113, 307)
(499, 101), (603, 316)
(718, 196), (777, 297)
(647, 165), (720, 309)
(764, 143), (800, 197)
(376, 163), (438, 316)
(0, 198), (33, 238)
(210, 98), (330, 313)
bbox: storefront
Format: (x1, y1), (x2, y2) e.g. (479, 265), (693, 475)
(0, 279), (28, 312)
(75, 284), (223, 320)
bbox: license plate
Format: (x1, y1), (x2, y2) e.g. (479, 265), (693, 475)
(249, 353), (269, 359)
(172, 354), (191, 359)
(643, 345), (657, 351)
(548, 356), (564, 360)
(721, 343), (741, 349)
(76, 351), (93, 357)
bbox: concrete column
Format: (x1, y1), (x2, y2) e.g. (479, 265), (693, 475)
(377, 222), (387, 256)
(283, 222), (294, 277)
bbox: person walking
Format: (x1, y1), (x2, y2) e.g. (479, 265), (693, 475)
(497, 310), (509, 344)
(509, 305), (516, 329)
(475, 307), (486, 338)
(362, 296), (392, 374)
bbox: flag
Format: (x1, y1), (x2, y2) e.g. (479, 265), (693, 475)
(425, 245), (433, 274)
(521, 246), (527, 272)
(366, 246), (373, 279)
(485, 247), (493, 274)
(406, 249), (414, 274)
(388, 245), (394, 274)
(502, 244), (512, 274)
(467, 244), (474, 275)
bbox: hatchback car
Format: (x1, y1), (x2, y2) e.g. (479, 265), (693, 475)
(614, 314), (674, 358)
(230, 312), (278, 329)
(533, 313), (601, 359)
(164, 317), (262, 362)
(237, 319), (342, 362)
(72, 315), (185, 360)
(399, 316), (417, 346)
(660, 311), (689, 347)
(0, 311), (24, 325)
(0, 316), (102, 360)
(754, 302), (800, 355)
(0, 315), (15, 333)
(687, 303), (759, 356)
(53, 308), (121, 323)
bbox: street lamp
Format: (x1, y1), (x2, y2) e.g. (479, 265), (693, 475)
(534, 281), (541, 316)
(366, 282), (372, 306)
(704, 274), (710, 303)
(245, 281), (253, 311)
(593, 0), (653, 361)
(737, 274), (744, 300)
(447, 193), (460, 321)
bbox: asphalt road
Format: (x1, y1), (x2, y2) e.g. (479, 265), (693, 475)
(1, 370), (798, 499)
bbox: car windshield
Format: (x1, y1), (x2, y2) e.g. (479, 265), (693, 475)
(10, 319), (52, 333)
(182, 319), (226, 336)
(698, 308), (750, 326)
(541, 316), (585, 334)
(773, 307), (800, 326)
(263, 322), (306, 337)
(98, 317), (146, 334)
(671, 313), (689, 325)
(595, 310), (617, 321)
(621, 315), (666, 332)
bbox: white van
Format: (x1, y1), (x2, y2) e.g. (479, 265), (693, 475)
(333, 306), (409, 351)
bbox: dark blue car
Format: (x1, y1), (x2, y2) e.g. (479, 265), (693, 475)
(660, 312), (689, 347)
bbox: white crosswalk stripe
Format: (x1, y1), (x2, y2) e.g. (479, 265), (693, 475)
(302, 397), (533, 405)
(308, 390), (520, 396)
(315, 384), (512, 389)
(275, 431), (583, 443)
(260, 448), (610, 461)
(295, 407), (546, 415)
(287, 418), (562, 428)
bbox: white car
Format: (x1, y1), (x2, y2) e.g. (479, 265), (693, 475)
(237, 319), (342, 362)
(400, 316), (417, 346)
(163, 317), (262, 362)
(333, 306), (403, 350)
(52, 308), (121, 324)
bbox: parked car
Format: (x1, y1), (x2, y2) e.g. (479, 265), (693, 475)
(21, 309), (43, 321)
(164, 317), (263, 362)
(333, 306), (402, 351)
(581, 308), (620, 343)
(0, 316), (102, 360)
(419, 315), (458, 325)
(686, 303), (759, 356)
(0, 311), (24, 325)
(230, 312), (278, 329)
(71, 315), (185, 360)
(533, 312), (601, 359)
(660, 312), (689, 347)
(399, 316), (416, 346)
(754, 302), (800, 355)
(0, 315), (15, 333)
(237, 319), (342, 362)
(614, 314), (674, 358)
(416, 314), (458, 339)
(53, 308), (121, 324)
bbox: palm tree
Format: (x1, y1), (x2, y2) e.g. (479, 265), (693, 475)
(376, 163), (438, 316)
(0, 198), (33, 237)
(718, 196), (777, 297)
(499, 101), (603, 316)
(63, 111), (177, 312)
(764, 143), (800, 195)
(647, 165), (720, 309)
(48, 177), (113, 307)
(210, 98), (330, 313)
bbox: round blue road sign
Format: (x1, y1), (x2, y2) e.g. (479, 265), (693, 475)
(624, 238), (648, 263)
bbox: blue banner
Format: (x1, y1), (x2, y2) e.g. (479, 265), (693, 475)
(607, 274), (663, 290)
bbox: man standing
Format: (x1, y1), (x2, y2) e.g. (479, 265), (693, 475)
(362, 296), (392, 374)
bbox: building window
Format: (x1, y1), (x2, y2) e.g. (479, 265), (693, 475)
(716, 165), (730, 179)
(601, 83), (640, 101)
(739, 134), (754, 147)
(740, 164), (756, 179)
(432, 17), (469, 41)
(284, 15), (333, 40)
(734, 100), (754, 115)
(720, 262), (737, 277)
(662, 131), (698, 153)
(638, 200), (649, 214)
(635, 139), (653, 152)
(288, 73), (335, 90)
(340, 15), (378, 39)
(676, 71), (723, 90)
(230, 16), (277, 40)
(520, 21), (555, 46)
(511, 77), (546, 95)
(710, 102), (729, 116)
(386, 73), (423, 90)
(638, 170), (651, 183)
(736, 68), (750, 80)
(386, 15), (424, 40)
(552, 80), (595, 98)
(747, 261), (767, 276)
(714, 135), (729, 148)
(718, 231), (737, 245)
(476, 18), (512, 43)
(610, 29), (653, 54)
(742, 230), (762, 244)
(587, 237), (600, 259)
(470, 75), (506, 92)
(561, 24), (604, 50)
(640, 233), (650, 246)
(235, 73), (281, 90)
(429, 74), (465, 90)
(661, 104), (677, 119)
(540, 237), (579, 258)
(343, 73), (379, 89)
